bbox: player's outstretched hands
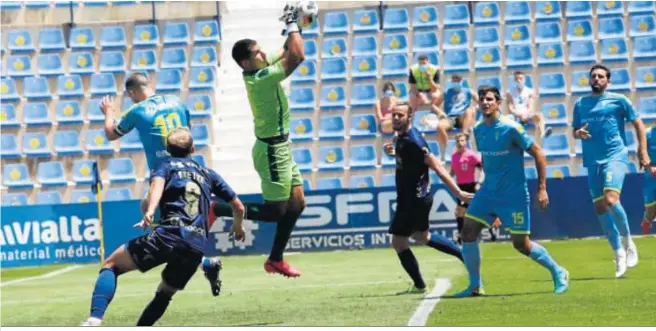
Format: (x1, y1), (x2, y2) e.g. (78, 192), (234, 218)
(383, 142), (395, 156)
(99, 95), (116, 116)
(536, 188), (549, 210)
(279, 1), (300, 24)
(230, 223), (246, 242)
(134, 210), (155, 231)
(575, 123), (591, 140)
(457, 190), (475, 203)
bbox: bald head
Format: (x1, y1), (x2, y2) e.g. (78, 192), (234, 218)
(166, 128), (194, 158)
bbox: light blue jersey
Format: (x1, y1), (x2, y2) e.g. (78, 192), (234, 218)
(644, 127), (656, 207)
(647, 127), (656, 164)
(572, 92), (638, 168)
(444, 87), (472, 116)
(115, 95), (191, 170)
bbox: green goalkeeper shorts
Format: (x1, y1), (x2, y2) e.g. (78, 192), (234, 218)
(252, 139), (303, 201)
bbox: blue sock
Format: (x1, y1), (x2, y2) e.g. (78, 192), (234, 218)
(426, 233), (463, 262)
(598, 212), (622, 251)
(201, 257), (213, 272)
(528, 242), (560, 276)
(462, 242), (482, 288)
(90, 268), (118, 319)
(609, 203), (631, 238)
(397, 249), (426, 289)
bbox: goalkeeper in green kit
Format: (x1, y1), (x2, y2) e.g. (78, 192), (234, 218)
(222, 1), (318, 277)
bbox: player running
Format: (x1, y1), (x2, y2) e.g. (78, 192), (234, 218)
(455, 86), (569, 297)
(100, 72), (223, 295)
(221, 2), (317, 277)
(642, 127), (656, 234)
(81, 129), (246, 326)
(572, 64), (649, 277)
(383, 102), (471, 294)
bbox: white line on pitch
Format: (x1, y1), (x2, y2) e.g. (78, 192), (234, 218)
(1, 265), (82, 288)
(407, 278), (452, 327)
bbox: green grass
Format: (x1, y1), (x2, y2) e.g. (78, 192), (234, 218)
(1, 237), (655, 326)
(1, 264), (74, 281)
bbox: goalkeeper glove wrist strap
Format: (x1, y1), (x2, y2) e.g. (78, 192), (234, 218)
(285, 22), (300, 35)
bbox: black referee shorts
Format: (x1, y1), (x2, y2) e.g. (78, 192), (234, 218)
(388, 195), (434, 237)
(457, 182), (478, 208)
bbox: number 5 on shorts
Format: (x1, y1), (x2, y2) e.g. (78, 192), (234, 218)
(605, 172), (613, 184)
(512, 212), (524, 225)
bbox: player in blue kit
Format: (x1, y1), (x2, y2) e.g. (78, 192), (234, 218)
(99, 72), (223, 295)
(383, 102), (472, 293)
(455, 86), (569, 297)
(572, 64), (649, 277)
(642, 127), (656, 234)
(81, 129), (246, 326)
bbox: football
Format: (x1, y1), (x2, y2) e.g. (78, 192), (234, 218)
(297, 1), (319, 29)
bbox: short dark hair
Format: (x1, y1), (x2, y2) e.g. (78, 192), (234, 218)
(166, 128), (194, 158)
(125, 72), (149, 92)
(232, 38), (257, 68)
(382, 82), (396, 92)
(478, 85), (502, 102)
(418, 55), (429, 62)
(451, 74), (463, 80)
(590, 64), (611, 80)
(513, 71), (525, 77)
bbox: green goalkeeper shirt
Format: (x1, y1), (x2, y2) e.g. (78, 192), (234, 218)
(243, 52), (290, 140)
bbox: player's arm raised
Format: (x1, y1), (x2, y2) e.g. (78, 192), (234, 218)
(424, 151), (473, 202)
(279, 4), (308, 77)
(100, 96), (122, 141)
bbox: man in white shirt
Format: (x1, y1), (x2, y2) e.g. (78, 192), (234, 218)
(506, 71), (551, 143)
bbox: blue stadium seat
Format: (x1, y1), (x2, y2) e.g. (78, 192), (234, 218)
(539, 72), (566, 96)
(1, 104), (20, 129)
(600, 39), (629, 63)
(474, 2), (500, 25)
(638, 96), (656, 122)
(535, 21), (562, 43)
(3, 164), (33, 189)
(39, 28), (65, 52)
(112, 1), (138, 6)
(319, 116), (345, 140)
(1, 78), (20, 102)
(542, 133), (570, 158)
(0, 1), (21, 10)
(320, 85), (346, 111)
(289, 87), (315, 112)
(54, 130), (83, 156)
(191, 154), (206, 167)
(628, 1), (655, 14)
(608, 67), (631, 92)
(506, 74), (534, 89)
(156, 69), (183, 93)
(37, 161), (67, 187)
(191, 124), (210, 148)
(630, 15), (656, 37)
(56, 100), (83, 125)
(352, 35), (377, 56)
(541, 102), (568, 127)
(119, 130), (143, 152)
(24, 76), (51, 100)
(90, 73), (117, 96)
(598, 17), (626, 39)
(1, 134), (20, 159)
(504, 24), (531, 45)
(321, 57), (347, 82)
(164, 22), (190, 46)
(72, 160), (96, 185)
(54, 1), (79, 7)
(108, 158), (137, 183)
(412, 52), (439, 66)
(393, 81), (409, 101)
(474, 47), (502, 71)
(535, 1), (562, 21)
(86, 129), (113, 154)
(7, 29), (35, 53)
(443, 3), (470, 27)
(2, 192), (29, 206)
(131, 49), (157, 71)
(100, 26), (127, 49)
(413, 31), (439, 53)
(70, 27), (96, 50)
(302, 16), (320, 37)
(443, 49), (470, 73)
(412, 110), (437, 133)
(353, 9), (379, 34)
(350, 114), (376, 139)
(69, 52), (95, 75)
(186, 93), (212, 118)
(86, 98), (104, 123)
(505, 45), (533, 69)
(291, 60), (317, 85)
(99, 51), (126, 73)
(597, 1), (624, 17)
(321, 37), (347, 58)
(443, 28), (469, 49)
(292, 148), (313, 173)
(191, 46), (217, 67)
(133, 24), (159, 48)
(382, 33), (408, 54)
(57, 75), (84, 99)
(70, 190), (96, 204)
(575, 163), (587, 176)
(413, 5), (438, 30)
(383, 7), (409, 32)
(304, 39), (318, 59)
(350, 144), (377, 170)
(570, 70), (591, 95)
(476, 76), (502, 91)
(351, 56), (377, 81)
(568, 40), (597, 65)
(566, 1), (592, 18)
(290, 117), (314, 142)
(381, 54), (408, 78)
(194, 20), (220, 44)
(323, 11), (349, 35)
(381, 174), (395, 187)
(537, 43), (565, 67)
(318, 146), (345, 170)
(473, 26), (500, 48)
(316, 177), (343, 190)
(504, 1), (531, 23)
(621, 130), (636, 154)
(303, 179), (312, 191)
(160, 47), (187, 70)
(36, 191), (63, 205)
(25, 1), (50, 8)
(121, 96), (134, 112)
(105, 188), (133, 202)
(350, 83), (377, 109)
(636, 66), (656, 91)
(566, 19), (593, 41)
(628, 161), (639, 174)
(22, 132), (50, 157)
(6, 54), (32, 77)
(23, 102), (50, 127)
(634, 36), (656, 61)
(524, 167), (538, 179)
(546, 164), (571, 179)
(350, 176), (375, 189)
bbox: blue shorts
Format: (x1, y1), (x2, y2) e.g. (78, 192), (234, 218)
(586, 160), (629, 202)
(644, 173), (656, 207)
(465, 193), (531, 235)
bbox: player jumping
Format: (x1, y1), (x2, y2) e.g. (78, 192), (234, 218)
(81, 129), (246, 326)
(572, 64), (649, 277)
(455, 86), (569, 297)
(642, 127), (656, 234)
(383, 102), (471, 293)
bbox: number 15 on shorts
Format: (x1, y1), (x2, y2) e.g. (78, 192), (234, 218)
(512, 212), (525, 225)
